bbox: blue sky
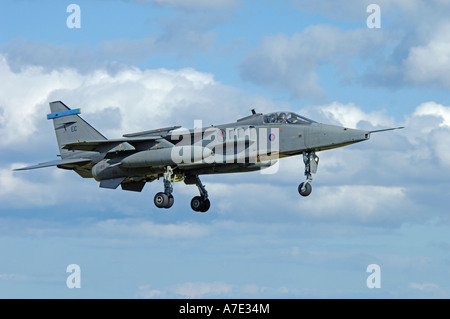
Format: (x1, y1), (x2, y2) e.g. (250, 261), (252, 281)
(1, 0), (450, 298)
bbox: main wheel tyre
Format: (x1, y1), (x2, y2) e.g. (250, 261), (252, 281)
(154, 192), (169, 208)
(298, 182), (312, 197)
(190, 196), (203, 212)
(164, 194), (174, 209)
(200, 198), (210, 213)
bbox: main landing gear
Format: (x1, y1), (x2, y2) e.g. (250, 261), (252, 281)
(190, 176), (210, 213)
(153, 167), (210, 212)
(154, 166), (175, 209)
(298, 151), (319, 197)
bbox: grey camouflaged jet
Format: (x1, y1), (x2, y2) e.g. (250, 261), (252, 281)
(15, 101), (403, 213)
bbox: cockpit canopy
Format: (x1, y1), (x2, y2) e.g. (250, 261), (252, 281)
(263, 112), (316, 125)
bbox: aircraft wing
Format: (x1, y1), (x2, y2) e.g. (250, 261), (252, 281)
(62, 136), (174, 153)
(123, 125), (181, 138)
(13, 158), (92, 171)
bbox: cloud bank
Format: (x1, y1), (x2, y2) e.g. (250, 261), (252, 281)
(2, 50), (449, 230)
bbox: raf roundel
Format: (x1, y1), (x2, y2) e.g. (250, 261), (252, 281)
(268, 133), (276, 142)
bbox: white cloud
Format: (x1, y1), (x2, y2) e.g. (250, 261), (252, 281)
(408, 281), (446, 297)
(430, 130), (450, 167)
(173, 281), (232, 298)
(0, 167), (58, 208)
(136, 285), (163, 298)
(0, 54), (243, 147)
(3, 49), (450, 228)
(136, 280), (300, 298)
(3, 7), (227, 73)
(404, 24), (450, 87)
(412, 101), (450, 128)
(289, 0), (450, 23)
(0, 273), (16, 280)
(96, 219), (210, 239)
(302, 102), (395, 129)
(0, 55), (82, 146)
(202, 181), (415, 226)
(239, 25), (384, 99)
(97, 12), (219, 61)
(404, 102), (450, 167)
(409, 282), (440, 291)
(299, 185), (411, 224)
(193, 100), (449, 226)
(136, 281), (233, 298)
(302, 101), (450, 170)
(245, 2), (450, 91)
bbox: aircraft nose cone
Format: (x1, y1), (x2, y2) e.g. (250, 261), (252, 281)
(348, 128), (370, 142)
(310, 124), (371, 150)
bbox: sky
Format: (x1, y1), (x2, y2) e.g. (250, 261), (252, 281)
(0, 0), (449, 298)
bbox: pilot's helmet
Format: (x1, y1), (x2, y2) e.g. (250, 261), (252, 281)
(269, 114), (276, 122)
(279, 112), (286, 122)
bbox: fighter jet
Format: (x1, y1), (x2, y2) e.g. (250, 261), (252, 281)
(15, 101), (403, 213)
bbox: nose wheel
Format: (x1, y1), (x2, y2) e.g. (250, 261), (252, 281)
(298, 182), (312, 197)
(298, 151), (318, 197)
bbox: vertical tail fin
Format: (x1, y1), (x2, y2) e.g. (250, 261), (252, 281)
(49, 101), (107, 159)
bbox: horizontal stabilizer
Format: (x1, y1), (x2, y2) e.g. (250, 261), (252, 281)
(99, 177), (126, 189)
(13, 158), (91, 171)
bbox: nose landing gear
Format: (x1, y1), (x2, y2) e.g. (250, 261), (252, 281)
(298, 182), (312, 197)
(298, 151), (319, 197)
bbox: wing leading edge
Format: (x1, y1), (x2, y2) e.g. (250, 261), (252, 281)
(62, 136), (173, 152)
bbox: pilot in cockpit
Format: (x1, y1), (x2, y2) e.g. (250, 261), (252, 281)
(268, 113), (276, 123)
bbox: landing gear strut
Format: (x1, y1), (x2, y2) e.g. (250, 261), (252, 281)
(190, 176), (210, 213)
(154, 166), (175, 209)
(298, 151), (319, 197)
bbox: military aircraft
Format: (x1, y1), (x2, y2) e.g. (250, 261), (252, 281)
(15, 101), (403, 213)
